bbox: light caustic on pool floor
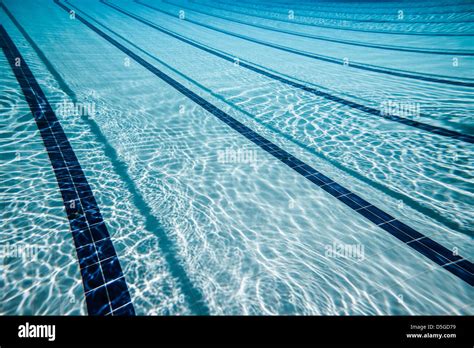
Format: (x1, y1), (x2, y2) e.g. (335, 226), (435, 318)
(0, 0), (473, 315)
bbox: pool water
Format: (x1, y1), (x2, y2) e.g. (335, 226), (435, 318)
(0, 0), (473, 315)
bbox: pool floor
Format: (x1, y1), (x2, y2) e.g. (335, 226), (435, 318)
(0, 0), (473, 315)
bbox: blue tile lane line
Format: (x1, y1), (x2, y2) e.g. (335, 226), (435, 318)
(0, 25), (136, 315)
(133, 0), (474, 87)
(2, 1), (210, 315)
(54, 0), (474, 286)
(101, 0), (474, 145)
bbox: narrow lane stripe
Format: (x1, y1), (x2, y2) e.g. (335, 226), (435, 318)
(0, 25), (136, 315)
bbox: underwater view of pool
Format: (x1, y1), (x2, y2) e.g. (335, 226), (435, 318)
(0, 0), (473, 316)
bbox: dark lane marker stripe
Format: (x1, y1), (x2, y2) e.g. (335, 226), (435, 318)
(1, 2), (210, 315)
(162, 0), (474, 56)
(55, 0), (474, 285)
(0, 25), (135, 315)
(134, 0), (474, 87)
(0, 3), (78, 99)
(102, 0), (474, 144)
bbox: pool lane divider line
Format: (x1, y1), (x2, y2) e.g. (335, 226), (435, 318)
(161, 0), (474, 56)
(102, 0), (474, 144)
(134, 0), (474, 87)
(54, 0), (474, 286)
(1, 2), (210, 315)
(0, 25), (136, 315)
(0, 3), (78, 102)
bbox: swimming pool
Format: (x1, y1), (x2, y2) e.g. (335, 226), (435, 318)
(0, 0), (473, 315)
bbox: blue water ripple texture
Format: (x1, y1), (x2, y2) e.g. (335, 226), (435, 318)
(0, 0), (473, 315)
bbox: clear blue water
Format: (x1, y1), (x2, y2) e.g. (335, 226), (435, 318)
(0, 0), (473, 315)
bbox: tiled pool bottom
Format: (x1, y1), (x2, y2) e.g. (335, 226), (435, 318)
(1, 0), (473, 315)
(0, 51), (85, 315)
